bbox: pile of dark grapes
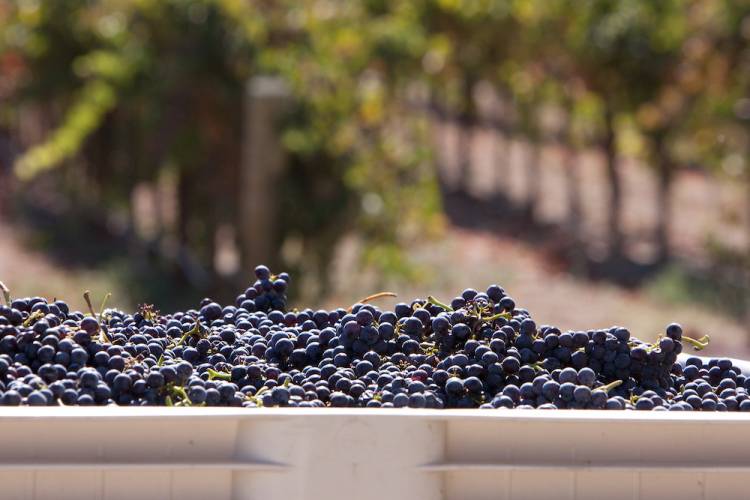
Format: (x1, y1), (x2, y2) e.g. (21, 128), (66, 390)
(0, 266), (744, 410)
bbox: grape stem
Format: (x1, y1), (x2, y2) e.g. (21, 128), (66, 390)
(171, 385), (191, 406)
(82, 291), (113, 343)
(172, 319), (203, 348)
(427, 296), (453, 311)
(99, 327), (112, 344)
(207, 368), (231, 381)
(483, 311), (512, 323)
(682, 334), (710, 351)
(245, 394), (263, 407)
(347, 292), (397, 313)
(245, 386), (270, 407)
(0, 280), (10, 306)
(98, 293), (112, 318)
(22, 310), (44, 327)
(598, 380), (623, 393)
(83, 290), (97, 318)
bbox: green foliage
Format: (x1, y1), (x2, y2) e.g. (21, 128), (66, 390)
(4, 0), (750, 282)
(0, 0), (444, 280)
(16, 51), (137, 179)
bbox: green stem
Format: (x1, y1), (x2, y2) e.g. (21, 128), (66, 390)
(171, 385), (191, 406)
(245, 394), (263, 407)
(483, 311), (511, 323)
(207, 368), (232, 381)
(99, 326), (112, 344)
(427, 295), (453, 311)
(174, 331), (191, 348)
(598, 380), (623, 394)
(98, 292), (111, 318)
(682, 334), (710, 351)
(245, 386), (270, 407)
(173, 319), (202, 348)
(23, 310), (45, 327)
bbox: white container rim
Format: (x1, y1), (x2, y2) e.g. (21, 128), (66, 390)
(1, 406), (750, 422)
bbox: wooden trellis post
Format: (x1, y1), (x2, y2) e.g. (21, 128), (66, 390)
(238, 76), (290, 276)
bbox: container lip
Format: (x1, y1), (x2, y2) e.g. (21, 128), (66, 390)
(1, 407), (750, 422)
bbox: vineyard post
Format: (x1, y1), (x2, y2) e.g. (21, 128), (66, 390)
(238, 76), (290, 276)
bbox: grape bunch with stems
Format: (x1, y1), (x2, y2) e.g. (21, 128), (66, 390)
(0, 268), (738, 411)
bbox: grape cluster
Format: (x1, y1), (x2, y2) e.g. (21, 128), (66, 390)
(235, 265), (289, 313)
(0, 266), (744, 410)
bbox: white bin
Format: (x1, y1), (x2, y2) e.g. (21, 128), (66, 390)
(0, 407), (749, 500)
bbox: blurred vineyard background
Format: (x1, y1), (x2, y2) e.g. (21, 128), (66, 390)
(3, 0), (750, 354)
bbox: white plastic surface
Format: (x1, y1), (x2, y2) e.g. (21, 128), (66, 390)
(0, 408), (749, 500)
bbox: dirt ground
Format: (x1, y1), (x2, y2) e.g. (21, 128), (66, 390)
(437, 121), (749, 262)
